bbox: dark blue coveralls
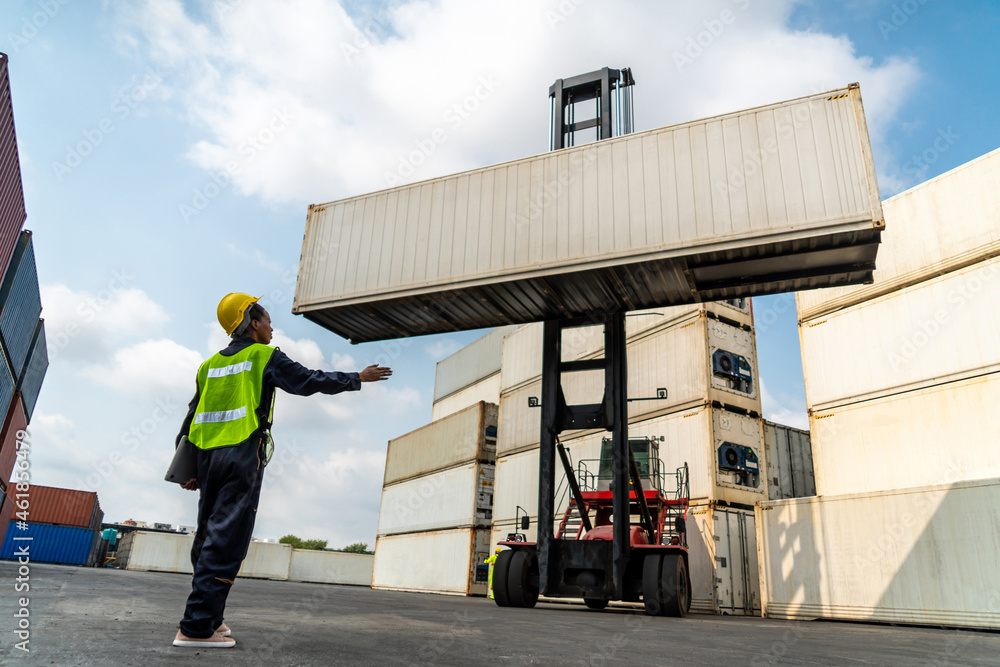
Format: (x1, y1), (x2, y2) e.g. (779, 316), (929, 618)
(176, 336), (360, 638)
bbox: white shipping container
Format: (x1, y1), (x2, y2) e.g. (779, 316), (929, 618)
(798, 146), (1000, 321)
(800, 254), (1000, 411)
(237, 541), (291, 580)
(500, 304), (754, 394)
(372, 528), (491, 596)
(498, 314), (761, 456)
(434, 326), (518, 403)
(383, 401), (497, 486)
(294, 86), (882, 343)
(120, 531), (194, 574)
(431, 373), (501, 422)
(756, 477), (1000, 630)
(763, 421), (815, 500)
(687, 503), (761, 615)
(493, 405), (768, 521)
(809, 370), (1000, 497)
(378, 462), (494, 536)
(288, 549), (373, 586)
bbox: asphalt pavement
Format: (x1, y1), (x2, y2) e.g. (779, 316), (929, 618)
(0, 561), (996, 666)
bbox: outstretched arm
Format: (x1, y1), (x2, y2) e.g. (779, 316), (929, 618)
(267, 350), (391, 396)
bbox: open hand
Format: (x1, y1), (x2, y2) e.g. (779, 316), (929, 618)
(359, 364), (393, 382)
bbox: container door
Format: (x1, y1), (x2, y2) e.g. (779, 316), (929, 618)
(715, 508), (762, 616)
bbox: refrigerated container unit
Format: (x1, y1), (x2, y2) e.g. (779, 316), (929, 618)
(0, 53), (26, 280)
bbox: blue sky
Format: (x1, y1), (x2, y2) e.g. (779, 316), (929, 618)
(3, 0), (997, 546)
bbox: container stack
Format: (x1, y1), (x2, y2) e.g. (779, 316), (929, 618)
(431, 326), (517, 421)
(492, 300), (790, 614)
(371, 401), (497, 596)
(0, 54), (46, 540)
(1, 485), (103, 566)
(756, 146), (1000, 629)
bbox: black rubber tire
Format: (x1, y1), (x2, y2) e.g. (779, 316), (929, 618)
(584, 598), (609, 610)
(642, 553), (664, 616)
(507, 550), (539, 608)
(492, 550), (514, 607)
(661, 553), (690, 618)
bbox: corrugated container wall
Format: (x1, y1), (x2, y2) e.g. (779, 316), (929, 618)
(800, 255), (1000, 411)
(0, 322), (13, 425)
(4, 484), (102, 530)
(756, 477), (1000, 630)
(0, 231), (40, 375)
(294, 85), (883, 343)
(433, 326), (517, 403)
(763, 421), (815, 499)
(288, 549), (374, 586)
(797, 146), (1000, 321)
(372, 528), (491, 596)
(377, 462), (494, 536)
(15, 319), (46, 421)
(431, 374), (502, 422)
(0, 494), (12, 543)
(0, 53), (26, 280)
(0, 392), (27, 493)
(382, 402), (497, 486)
(0, 522), (98, 566)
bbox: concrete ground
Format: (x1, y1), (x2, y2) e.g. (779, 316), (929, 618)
(0, 562), (997, 666)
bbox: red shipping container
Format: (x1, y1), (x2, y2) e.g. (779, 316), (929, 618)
(0, 54), (27, 280)
(0, 494), (12, 544)
(0, 390), (26, 494)
(3, 484), (102, 531)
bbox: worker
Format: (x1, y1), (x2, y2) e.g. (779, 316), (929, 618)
(485, 547), (503, 600)
(172, 293), (392, 648)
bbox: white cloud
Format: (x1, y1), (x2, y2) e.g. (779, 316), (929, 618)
(759, 378), (809, 430)
(81, 338), (203, 398)
(330, 352), (357, 370)
(117, 0), (922, 207)
(42, 284), (170, 362)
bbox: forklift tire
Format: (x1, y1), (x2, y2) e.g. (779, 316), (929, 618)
(642, 553), (664, 616)
(661, 554), (690, 618)
(584, 598), (609, 610)
(493, 550), (514, 607)
(507, 550), (539, 608)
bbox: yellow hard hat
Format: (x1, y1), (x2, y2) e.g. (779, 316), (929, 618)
(217, 292), (261, 335)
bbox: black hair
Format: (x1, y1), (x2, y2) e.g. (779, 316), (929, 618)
(247, 303), (266, 324)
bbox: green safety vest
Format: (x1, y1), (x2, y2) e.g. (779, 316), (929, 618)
(189, 344), (277, 450)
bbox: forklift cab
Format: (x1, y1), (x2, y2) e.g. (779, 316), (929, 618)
(597, 436), (662, 493)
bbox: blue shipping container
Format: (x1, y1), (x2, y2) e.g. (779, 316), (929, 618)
(0, 231), (41, 375)
(15, 319), (45, 421)
(0, 521), (97, 566)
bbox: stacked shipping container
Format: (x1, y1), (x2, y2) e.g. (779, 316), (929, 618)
(756, 146), (1000, 627)
(431, 326), (517, 421)
(372, 402), (497, 595)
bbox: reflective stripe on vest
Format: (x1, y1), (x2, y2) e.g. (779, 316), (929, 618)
(189, 344), (277, 450)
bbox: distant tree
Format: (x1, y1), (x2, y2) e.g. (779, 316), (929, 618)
(341, 542), (373, 554)
(280, 534), (328, 551)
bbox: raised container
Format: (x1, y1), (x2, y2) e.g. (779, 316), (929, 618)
(0, 53), (26, 280)
(433, 326), (518, 404)
(809, 370), (1000, 497)
(382, 402), (497, 486)
(800, 254), (1000, 412)
(15, 319), (46, 421)
(371, 527), (491, 596)
(0, 391), (27, 495)
(756, 477), (1000, 630)
(0, 521), (99, 566)
(763, 421), (815, 500)
(288, 549), (373, 586)
(3, 484), (103, 531)
(0, 231), (41, 375)
(431, 373), (502, 422)
(498, 314), (762, 456)
(797, 146), (1000, 322)
(294, 85), (882, 343)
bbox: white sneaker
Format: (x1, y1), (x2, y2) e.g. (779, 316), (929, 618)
(173, 630), (236, 648)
